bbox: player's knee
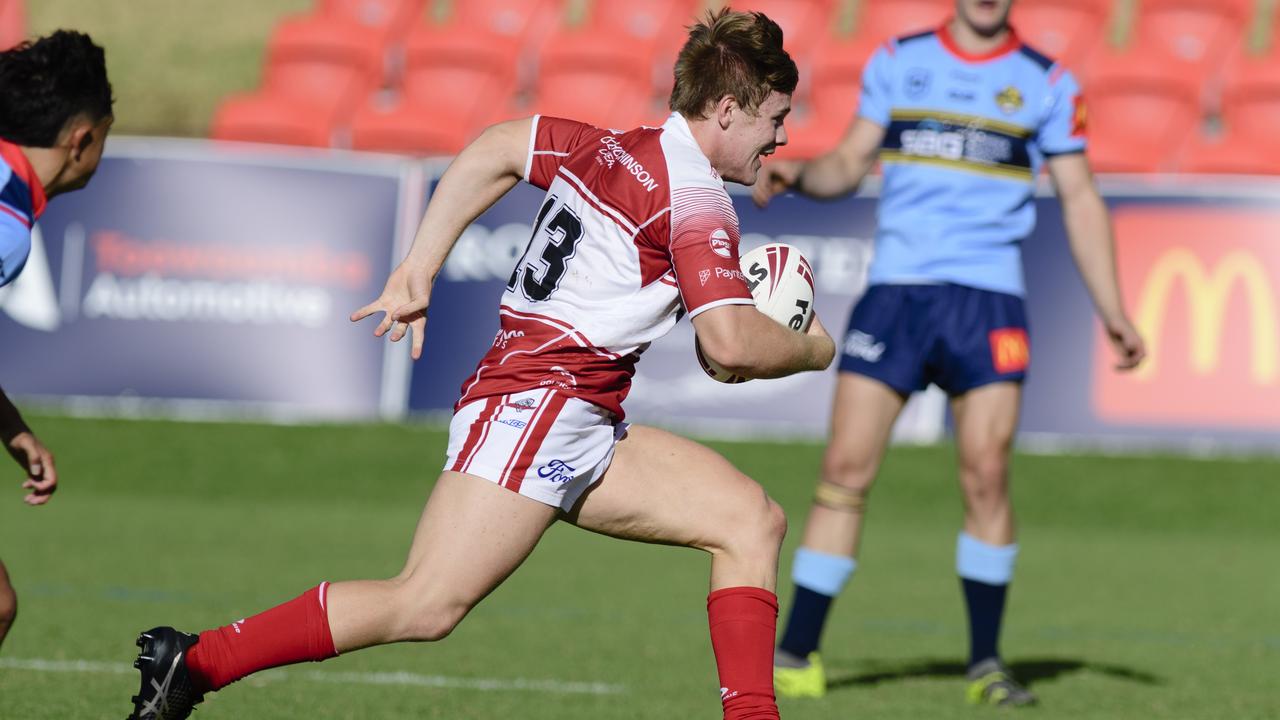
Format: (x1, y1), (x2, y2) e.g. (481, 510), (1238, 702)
(730, 493), (787, 557)
(821, 449), (877, 494)
(762, 495), (788, 547)
(959, 449), (1009, 488)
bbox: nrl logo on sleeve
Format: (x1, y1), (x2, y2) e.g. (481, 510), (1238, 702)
(709, 228), (732, 258)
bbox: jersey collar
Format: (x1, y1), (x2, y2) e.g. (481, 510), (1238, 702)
(0, 138), (48, 220)
(937, 20), (1021, 63)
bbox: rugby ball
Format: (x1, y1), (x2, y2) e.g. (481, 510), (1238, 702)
(697, 243), (816, 384)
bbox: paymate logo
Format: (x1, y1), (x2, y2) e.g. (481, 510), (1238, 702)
(1094, 208), (1280, 428)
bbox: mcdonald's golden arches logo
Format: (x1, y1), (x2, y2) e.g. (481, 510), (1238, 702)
(1095, 208), (1280, 428)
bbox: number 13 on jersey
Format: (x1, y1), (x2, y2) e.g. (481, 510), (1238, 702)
(507, 194), (585, 302)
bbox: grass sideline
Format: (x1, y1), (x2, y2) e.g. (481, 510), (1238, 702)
(0, 414), (1276, 719)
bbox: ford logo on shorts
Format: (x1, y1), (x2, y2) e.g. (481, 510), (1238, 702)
(537, 459), (576, 483)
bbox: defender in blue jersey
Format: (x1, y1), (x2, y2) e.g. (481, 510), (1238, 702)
(754, 0), (1146, 706)
(0, 30), (113, 651)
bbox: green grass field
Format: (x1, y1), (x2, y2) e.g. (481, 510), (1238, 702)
(0, 414), (1276, 719)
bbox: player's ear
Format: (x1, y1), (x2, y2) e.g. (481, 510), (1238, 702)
(64, 119), (95, 161)
(715, 95), (738, 130)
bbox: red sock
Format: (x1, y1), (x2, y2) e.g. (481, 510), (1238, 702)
(186, 583), (337, 693)
(707, 586), (780, 720)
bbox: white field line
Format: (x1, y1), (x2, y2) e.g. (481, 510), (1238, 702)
(0, 658), (625, 696)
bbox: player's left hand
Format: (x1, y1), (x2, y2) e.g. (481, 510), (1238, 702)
(1105, 316), (1146, 371)
(6, 431), (57, 506)
(351, 262), (434, 360)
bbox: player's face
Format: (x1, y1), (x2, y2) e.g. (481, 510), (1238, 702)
(955, 0), (1014, 36)
(723, 91), (791, 186)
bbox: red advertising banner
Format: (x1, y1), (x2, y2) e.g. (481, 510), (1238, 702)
(1094, 207), (1280, 428)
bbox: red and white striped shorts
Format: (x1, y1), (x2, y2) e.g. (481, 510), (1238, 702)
(444, 388), (628, 510)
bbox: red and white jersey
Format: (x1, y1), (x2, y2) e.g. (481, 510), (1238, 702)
(457, 113), (754, 418)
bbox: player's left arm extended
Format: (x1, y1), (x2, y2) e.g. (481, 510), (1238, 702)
(401, 118), (533, 277)
(1047, 153), (1146, 369)
(352, 118), (533, 358)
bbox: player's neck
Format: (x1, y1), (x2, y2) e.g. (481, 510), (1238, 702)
(684, 115), (729, 179)
(17, 145), (70, 198)
(945, 16), (1012, 56)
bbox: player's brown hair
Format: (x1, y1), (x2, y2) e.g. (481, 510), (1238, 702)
(669, 8), (798, 119)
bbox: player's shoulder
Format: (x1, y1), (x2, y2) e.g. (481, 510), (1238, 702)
(876, 28), (938, 62)
(656, 115), (728, 197)
(892, 28), (939, 50)
(1010, 40), (1078, 89)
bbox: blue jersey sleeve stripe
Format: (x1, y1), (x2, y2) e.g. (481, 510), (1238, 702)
(0, 174), (33, 223)
(1017, 44), (1055, 72)
(896, 29), (937, 45)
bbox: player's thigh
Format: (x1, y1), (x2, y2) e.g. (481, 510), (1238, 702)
(397, 470), (559, 604)
(563, 425), (778, 555)
(823, 371), (907, 490)
(950, 381), (1021, 487)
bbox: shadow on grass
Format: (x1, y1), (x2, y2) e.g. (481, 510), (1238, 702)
(827, 657), (1162, 692)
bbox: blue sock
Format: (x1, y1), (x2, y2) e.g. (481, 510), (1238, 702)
(956, 532), (1018, 668)
(779, 585), (833, 659)
(777, 548), (856, 659)
(961, 578), (1007, 666)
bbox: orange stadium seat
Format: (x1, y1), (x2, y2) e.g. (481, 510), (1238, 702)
(404, 0), (561, 97)
(856, 0), (952, 44)
(350, 42), (518, 154)
(822, 0), (950, 75)
(1081, 49), (1203, 172)
(211, 60), (372, 147)
(1176, 131), (1280, 174)
(577, 0), (694, 44)
(1010, 0), (1110, 68)
(0, 0), (25, 50)
(532, 62), (659, 130)
(1128, 0), (1252, 99)
(1220, 49), (1280, 144)
(268, 0), (427, 83)
(538, 0), (695, 102)
(729, 0), (834, 53)
(442, 0), (563, 47)
(777, 30), (867, 159)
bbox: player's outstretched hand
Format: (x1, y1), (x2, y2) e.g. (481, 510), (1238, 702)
(752, 159), (803, 208)
(1105, 316), (1146, 371)
(6, 431), (57, 506)
(351, 262), (434, 360)
(805, 312), (837, 371)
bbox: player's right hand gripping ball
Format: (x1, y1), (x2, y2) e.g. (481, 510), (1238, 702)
(697, 243), (816, 384)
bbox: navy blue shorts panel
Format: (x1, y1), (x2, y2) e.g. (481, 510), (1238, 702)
(837, 284), (1030, 395)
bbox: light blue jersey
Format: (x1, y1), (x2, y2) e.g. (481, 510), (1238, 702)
(0, 138), (46, 288)
(858, 25), (1086, 297)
